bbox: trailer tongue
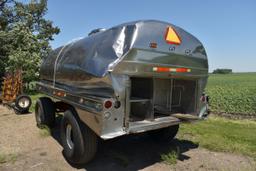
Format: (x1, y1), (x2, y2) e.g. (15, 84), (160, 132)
(36, 20), (209, 164)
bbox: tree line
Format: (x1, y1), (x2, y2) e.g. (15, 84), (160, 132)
(212, 69), (233, 74)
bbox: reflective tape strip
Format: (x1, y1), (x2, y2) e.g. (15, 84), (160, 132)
(169, 68), (177, 72)
(153, 67), (191, 73)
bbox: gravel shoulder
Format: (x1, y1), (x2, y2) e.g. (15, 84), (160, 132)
(0, 105), (255, 171)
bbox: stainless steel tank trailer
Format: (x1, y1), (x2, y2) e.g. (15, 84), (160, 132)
(35, 20), (209, 164)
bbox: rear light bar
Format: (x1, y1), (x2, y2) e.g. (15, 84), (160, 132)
(153, 67), (191, 73)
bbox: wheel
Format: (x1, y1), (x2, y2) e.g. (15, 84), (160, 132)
(60, 110), (98, 164)
(149, 124), (179, 141)
(35, 97), (55, 128)
(15, 94), (32, 113)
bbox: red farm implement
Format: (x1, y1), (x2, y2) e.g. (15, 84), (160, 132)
(0, 70), (31, 113)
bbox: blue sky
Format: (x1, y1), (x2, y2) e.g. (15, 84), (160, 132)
(44, 0), (256, 72)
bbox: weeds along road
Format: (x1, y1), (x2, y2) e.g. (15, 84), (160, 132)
(0, 105), (255, 171)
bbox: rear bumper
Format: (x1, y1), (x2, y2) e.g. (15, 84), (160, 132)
(128, 116), (180, 133)
(126, 109), (209, 134)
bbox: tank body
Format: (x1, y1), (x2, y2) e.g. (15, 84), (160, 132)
(40, 20), (208, 98)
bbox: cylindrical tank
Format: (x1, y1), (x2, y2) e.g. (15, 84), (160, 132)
(40, 20), (208, 96)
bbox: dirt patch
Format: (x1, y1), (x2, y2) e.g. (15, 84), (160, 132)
(0, 105), (255, 171)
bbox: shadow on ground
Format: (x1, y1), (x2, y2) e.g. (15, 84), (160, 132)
(50, 115), (198, 171)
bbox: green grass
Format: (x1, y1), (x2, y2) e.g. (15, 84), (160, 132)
(0, 154), (5, 164)
(206, 73), (256, 115)
(178, 116), (256, 158)
(0, 153), (17, 164)
(160, 148), (179, 165)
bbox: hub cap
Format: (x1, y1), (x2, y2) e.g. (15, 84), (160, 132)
(18, 97), (30, 108)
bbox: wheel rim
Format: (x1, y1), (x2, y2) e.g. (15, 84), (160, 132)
(18, 97), (30, 108)
(66, 124), (74, 149)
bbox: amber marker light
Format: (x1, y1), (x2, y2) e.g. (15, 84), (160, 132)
(149, 42), (157, 48)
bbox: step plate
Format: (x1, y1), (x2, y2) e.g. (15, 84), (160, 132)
(129, 116), (180, 133)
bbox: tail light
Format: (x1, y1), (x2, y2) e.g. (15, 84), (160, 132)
(104, 100), (112, 109)
(200, 94), (209, 103)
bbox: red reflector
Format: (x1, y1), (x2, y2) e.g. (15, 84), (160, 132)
(200, 94), (209, 103)
(156, 67), (169, 72)
(176, 68), (188, 72)
(201, 96), (206, 102)
(104, 100), (112, 109)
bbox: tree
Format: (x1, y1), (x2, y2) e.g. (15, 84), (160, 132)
(0, 0), (59, 82)
(0, 0), (13, 79)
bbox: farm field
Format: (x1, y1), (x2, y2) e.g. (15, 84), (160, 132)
(206, 72), (256, 117)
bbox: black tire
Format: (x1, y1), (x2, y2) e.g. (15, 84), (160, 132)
(15, 94), (32, 113)
(60, 109), (98, 164)
(149, 124), (179, 142)
(35, 97), (55, 128)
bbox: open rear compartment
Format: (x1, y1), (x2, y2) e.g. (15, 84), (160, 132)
(129, 77), (198, 122)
